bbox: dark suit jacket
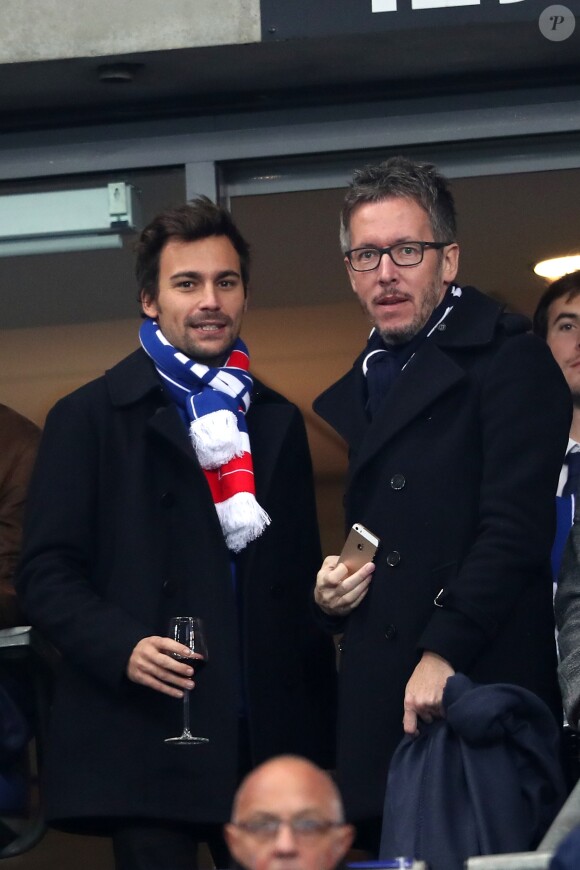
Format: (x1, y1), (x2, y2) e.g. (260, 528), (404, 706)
(314, 285), (571, 821)
(17, 349), (336, 832)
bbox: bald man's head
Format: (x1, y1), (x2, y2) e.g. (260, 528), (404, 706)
(225, 756), (354, 870)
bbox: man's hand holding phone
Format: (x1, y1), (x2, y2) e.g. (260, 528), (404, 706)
(314, 524), (379, 617)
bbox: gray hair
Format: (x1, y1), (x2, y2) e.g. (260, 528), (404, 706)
(339, 155), (457, 253)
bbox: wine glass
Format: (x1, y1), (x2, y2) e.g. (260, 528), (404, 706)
(165, 616), (209, 745)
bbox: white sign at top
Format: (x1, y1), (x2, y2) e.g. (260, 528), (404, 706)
(372, 0), (524, 9)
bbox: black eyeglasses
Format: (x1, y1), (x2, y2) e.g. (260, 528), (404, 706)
(346, 241), (452, 271)
(232, 816), (344, 841)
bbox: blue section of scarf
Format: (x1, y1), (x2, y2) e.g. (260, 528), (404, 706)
(139, 318), (253, 431)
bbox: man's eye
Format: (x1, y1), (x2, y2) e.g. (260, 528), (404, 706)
(399, 245), (420, 256)
(294, 819), (323, 833)
(353, 249), (376, 263)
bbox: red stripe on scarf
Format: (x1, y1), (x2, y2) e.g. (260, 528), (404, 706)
(203, 453), (256, 505)
(227, 348), (249, 370)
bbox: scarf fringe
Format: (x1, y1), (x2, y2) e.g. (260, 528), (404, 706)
(216, 492), (271, 554)
(189, 410), (244, 469)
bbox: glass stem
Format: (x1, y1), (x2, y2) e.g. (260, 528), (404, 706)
(182, 690), (191, 735)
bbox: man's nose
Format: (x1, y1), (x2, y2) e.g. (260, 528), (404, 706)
(199, 283), (220, 308)
(272, 822), (299, 853)
(377, 251), (398, 281)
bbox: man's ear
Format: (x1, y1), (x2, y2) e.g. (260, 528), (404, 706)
(345, 258), (358, 295)
(223, 824), (237, 858)
(441, 243), (460, 285)
(140, 290), (158, 319)
(224, 823), (253, 870)
(333, 824), (355, 864)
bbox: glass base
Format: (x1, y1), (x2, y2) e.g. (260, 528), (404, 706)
(165, 731), (209, 745)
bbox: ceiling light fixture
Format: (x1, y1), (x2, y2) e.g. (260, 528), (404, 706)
(0, 182), (142, 257)
(534, 255), (580, 281)
(97, 63), (142, 84)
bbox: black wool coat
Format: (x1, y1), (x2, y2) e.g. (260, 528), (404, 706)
(17, 349), (337, 833)
(314, 286), (571, 822)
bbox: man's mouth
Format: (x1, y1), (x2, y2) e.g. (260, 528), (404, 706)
(189, 320), (230, 332)
(375, 292), (410, 306)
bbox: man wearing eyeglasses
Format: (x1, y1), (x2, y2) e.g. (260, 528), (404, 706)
(313, 156), (571, 853)
(225, 755), (354, 870)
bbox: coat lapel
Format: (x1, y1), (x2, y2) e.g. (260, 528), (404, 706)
(235, 392), (295, 579)
(351, 340), (467, 477)
(313, 364), (369, 449)
(106, 348), (203, 467)
(316, 340), (468, 483)
(246, 400), (294, 502)
(146, 403), (198, 464)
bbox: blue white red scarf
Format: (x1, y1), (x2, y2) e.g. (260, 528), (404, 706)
(140, 318), (270, 552)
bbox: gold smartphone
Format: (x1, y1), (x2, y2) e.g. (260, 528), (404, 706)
(338, 523), (380, 575)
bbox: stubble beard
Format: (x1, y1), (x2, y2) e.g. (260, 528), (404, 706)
(178, 316), (239, 368)
(375, 275), (446, 347)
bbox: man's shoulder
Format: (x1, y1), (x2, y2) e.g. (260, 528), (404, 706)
(50, 349), (157, 416)
(251, 376), (296, 410)
(440, 285), (530, 347)
(248, 378), (307, 443)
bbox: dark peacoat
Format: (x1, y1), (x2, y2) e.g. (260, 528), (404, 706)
(314, 285), (571, 822)
(17, 349), (336, 833)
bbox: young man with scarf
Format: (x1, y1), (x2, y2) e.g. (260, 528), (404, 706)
(17, 199), (336, 870)
(313, 156), (571, 855)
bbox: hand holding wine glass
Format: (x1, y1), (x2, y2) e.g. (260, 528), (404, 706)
(165, 616), (209, 745)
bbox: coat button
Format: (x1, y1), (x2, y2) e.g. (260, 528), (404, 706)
(160, 491), (175, 507)
(390, 474), (406, 490)
(384, 624), (397, 641)
(162, 578), (177, 597)
(270, 583), (284, 599)
(386, 551), (401, 567)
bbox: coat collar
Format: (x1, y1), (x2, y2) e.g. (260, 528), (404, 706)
(105, 348), (163, 408)
(428, 284), (505, 349)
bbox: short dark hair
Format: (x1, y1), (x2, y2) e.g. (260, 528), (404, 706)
(340, 155), (457, 253)
(136, 196), (250, 305)
(533, 271), (580, 339)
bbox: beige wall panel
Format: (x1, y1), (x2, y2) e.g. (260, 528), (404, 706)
(0, 0), (260, 63)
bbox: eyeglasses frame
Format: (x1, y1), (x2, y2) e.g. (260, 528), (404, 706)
(345, 240), (452, 272)
(231, 817), (346, 841)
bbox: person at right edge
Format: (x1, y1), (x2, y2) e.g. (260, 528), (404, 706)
(313, 156), (571, 854)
